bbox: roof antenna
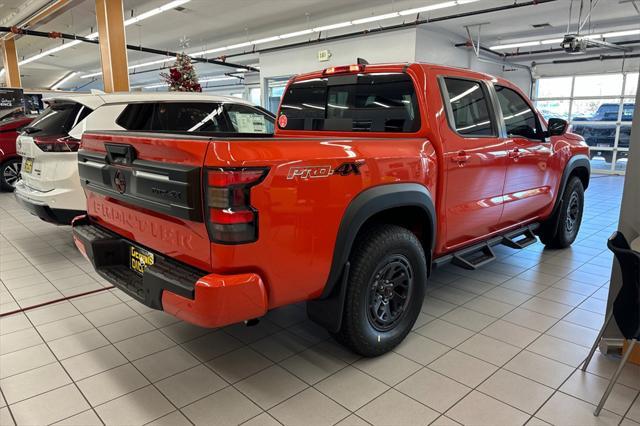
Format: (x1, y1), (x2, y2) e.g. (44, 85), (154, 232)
(357, 58), (369, 65)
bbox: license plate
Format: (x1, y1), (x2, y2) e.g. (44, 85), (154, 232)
(130, 246), (154, 275)
(23, 158), (33, 174)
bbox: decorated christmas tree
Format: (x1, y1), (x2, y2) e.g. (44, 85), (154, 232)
(161, 53), (202, 92)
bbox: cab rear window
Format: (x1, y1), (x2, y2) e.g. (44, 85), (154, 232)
(279, 73), (420, 133)
(116, 102), (275, 134)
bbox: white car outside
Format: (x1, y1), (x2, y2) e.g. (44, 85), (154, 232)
(14, 92), (274, 224)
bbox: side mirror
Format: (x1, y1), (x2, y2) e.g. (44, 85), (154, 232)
(547, 118), (568, 136)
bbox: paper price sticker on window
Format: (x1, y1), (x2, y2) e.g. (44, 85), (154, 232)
(235, 113), (268, 134)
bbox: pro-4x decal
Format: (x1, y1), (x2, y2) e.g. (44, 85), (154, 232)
(287, 161), (365, 180)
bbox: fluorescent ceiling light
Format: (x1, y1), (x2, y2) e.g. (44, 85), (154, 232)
(226, 42), (252, 50)
(200, 76), (236, 83)
(603, 29), (640, 38)
(490, 27), (639, 51)
(129, 57), (174, 69)
(539, 38), (563, 45)
(80, 71), (102, 79)
(19, 40), (82, 65)
(399, 1), (456, 15)
(352, 12), (399, 25)
(82, 56), (174, 79)
(490, 40), (541, 50)
(180, 1), (479, 59)
(51, 72), (78, 90)
(124, 0), (190, 25)
(20, 0), (191, 67)
(250, 36), (281, 45)
(280, 29), (314, 39)
(312, 22), (352, 32)
(399, 0), (480, 16)
(191, 46), (228, 56)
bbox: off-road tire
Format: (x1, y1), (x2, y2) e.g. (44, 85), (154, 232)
(334, 224), (427, 357)
(540, 176), (585, 249)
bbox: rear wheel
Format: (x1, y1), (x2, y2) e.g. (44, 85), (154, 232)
(334, 224), (426, 357)
(0, 158), (21, 191)
(540, 176), (584, 249)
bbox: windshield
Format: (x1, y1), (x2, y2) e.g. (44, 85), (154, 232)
(0, 108), (26, 124)
(278, 73), (420, 133)
(116, 102), (275, 134)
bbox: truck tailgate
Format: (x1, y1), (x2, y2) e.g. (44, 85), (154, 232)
(78, 132), (211, 270)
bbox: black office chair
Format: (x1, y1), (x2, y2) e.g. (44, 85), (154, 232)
(582, 231), (640, 416)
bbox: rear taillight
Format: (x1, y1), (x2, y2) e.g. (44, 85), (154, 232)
(205, 167), (268, 244)
(34, 136), (81, 153)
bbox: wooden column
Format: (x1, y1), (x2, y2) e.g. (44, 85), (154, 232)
(95, 0), (129, 92)
(2, 38), (22, 88)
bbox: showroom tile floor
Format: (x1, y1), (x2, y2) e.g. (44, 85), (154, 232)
(1, 174), (639, 426)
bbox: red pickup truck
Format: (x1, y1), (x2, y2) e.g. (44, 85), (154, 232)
(72, 63), (590, 356)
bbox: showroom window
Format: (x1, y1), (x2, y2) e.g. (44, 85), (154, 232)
(534, 72), (638, 174)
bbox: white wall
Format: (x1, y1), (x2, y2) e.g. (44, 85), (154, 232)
(414, 26), (533, 95)
(259, 29), (418, 79)
(257, 26), (534, 101)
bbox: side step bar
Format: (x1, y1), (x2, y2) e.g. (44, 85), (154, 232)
(433, 224), (539, 271)
(452, 244), (496, 270)
(501, 227), (537, 249)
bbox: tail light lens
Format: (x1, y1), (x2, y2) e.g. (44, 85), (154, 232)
(34, 136), (81, 152)
(205, 167), (268, 244)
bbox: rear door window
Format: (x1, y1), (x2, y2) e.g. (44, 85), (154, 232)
(279, 73), (420, 132)
(441, 78), (495, 137)
(25, 102), (91, 136)
(116, 102), (274, 134)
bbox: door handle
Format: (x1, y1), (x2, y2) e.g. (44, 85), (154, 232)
(451, 151), (470, 165)
(508, 148), (521, 159)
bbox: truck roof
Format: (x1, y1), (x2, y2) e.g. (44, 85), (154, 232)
(292, 62), (500, 84)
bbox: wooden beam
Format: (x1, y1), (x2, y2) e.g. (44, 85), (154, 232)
(95, 0), (129, 92)
(2, 0), (72, 41)
(2, 38), (21, 87)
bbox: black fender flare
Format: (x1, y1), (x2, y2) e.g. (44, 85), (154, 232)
(537, 154), (590, 239)
(549, 154), (591, 219)
(307, 183), (436, 332)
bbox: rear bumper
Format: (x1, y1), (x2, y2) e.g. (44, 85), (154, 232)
(14, 179), (86, 220)
(14, 190), (84, 225)
(71, 216), (268, 328)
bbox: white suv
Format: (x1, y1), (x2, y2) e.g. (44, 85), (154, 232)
(15, 92), (274, 224)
